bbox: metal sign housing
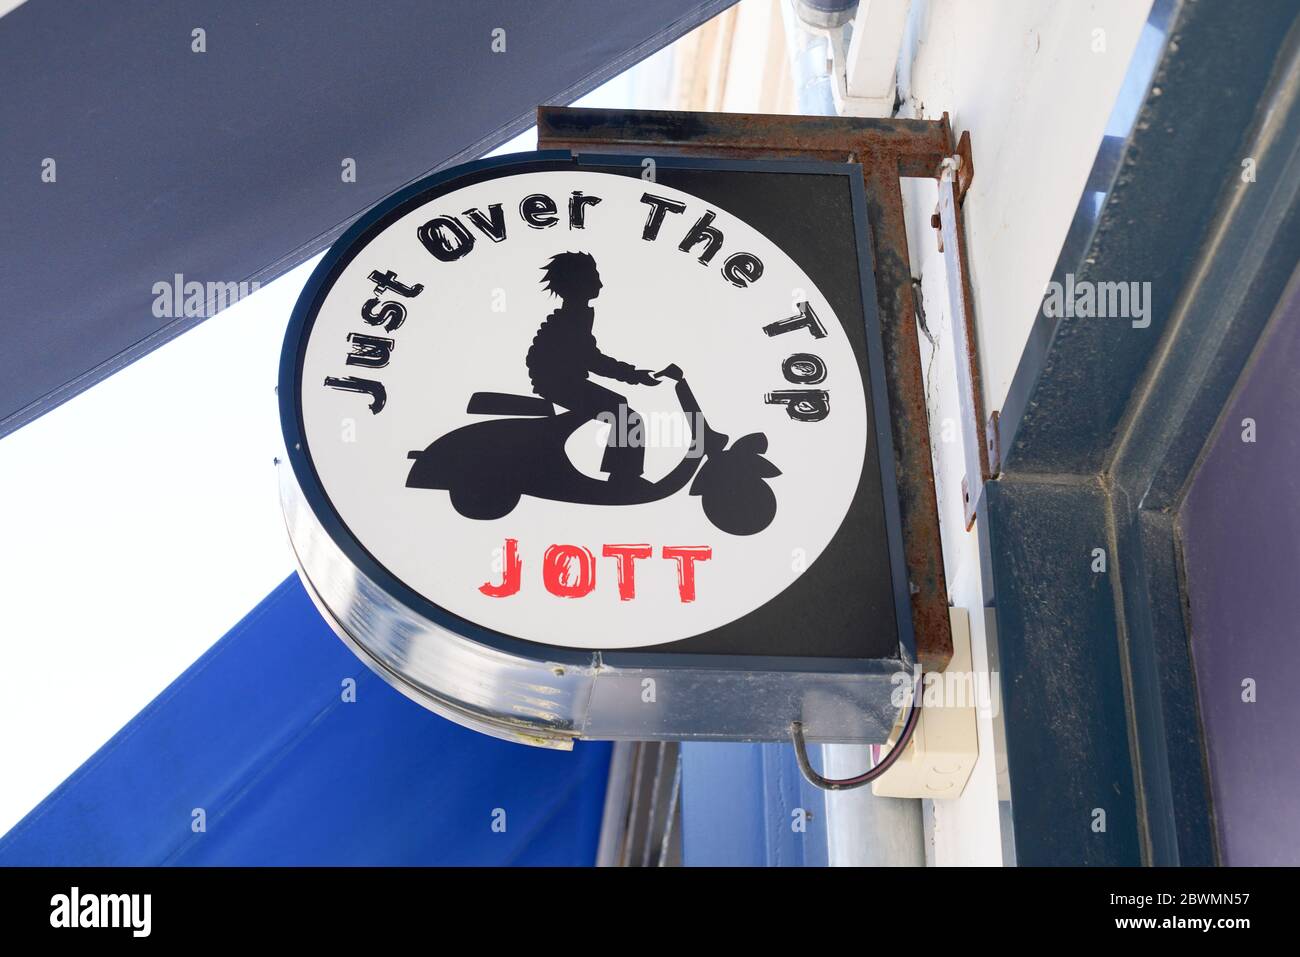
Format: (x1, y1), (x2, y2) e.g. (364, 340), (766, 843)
(279, 151), (913, 747)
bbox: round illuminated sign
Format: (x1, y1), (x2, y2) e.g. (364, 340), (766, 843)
(286, 160), (869, 650)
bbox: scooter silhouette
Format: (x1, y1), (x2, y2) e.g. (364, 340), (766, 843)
(406, 365), (781, 535)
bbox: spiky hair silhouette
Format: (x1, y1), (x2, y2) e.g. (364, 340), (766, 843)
(540, 251), (599, 299)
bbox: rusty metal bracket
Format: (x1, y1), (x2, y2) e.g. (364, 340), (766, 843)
(935, 135), (993, 531)
(951, 130), (975, 203)
(929, 129), (974, 248)
(986, 409), (1001, 477)
(537, 106), (955, 671)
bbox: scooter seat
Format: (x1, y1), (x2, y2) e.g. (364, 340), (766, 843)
(466, 391), (555, 416)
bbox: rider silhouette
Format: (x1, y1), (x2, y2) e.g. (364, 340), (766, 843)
(526, 252), (660, 484)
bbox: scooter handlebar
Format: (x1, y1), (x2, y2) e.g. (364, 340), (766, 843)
(654, 364), (684, 382)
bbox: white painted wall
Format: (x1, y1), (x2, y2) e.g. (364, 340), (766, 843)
(891, 0), (1152, 865)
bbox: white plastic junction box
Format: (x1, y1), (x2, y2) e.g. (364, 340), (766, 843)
(872, 606), (979, 799)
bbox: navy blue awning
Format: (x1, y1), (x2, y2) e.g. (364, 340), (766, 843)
(0, 0), (734, 436)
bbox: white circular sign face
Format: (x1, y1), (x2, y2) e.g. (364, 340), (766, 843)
(296, 167), (868, 649)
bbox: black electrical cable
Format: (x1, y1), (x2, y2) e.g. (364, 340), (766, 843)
(791, 672), (923, 791)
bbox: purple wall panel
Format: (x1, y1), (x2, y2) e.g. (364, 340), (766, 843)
(1181, 278), (1300, 865)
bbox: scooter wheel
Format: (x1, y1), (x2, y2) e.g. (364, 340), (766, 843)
(703, 479), (776, 536)
(450, 485), (521, 521)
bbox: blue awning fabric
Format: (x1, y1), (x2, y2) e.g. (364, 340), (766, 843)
(679, 742), (828, 866)
(0, 0), (735, 437)
(0, 577), (611, 866)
